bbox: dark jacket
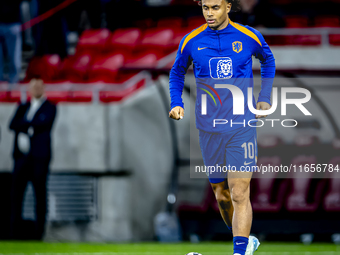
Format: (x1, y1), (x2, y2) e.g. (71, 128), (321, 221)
(9, 100), (57, 159)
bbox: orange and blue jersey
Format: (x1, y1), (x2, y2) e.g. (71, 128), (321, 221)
(169, 19), (276, 133)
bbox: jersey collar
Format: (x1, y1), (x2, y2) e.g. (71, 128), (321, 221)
(206, 18), (233, 34)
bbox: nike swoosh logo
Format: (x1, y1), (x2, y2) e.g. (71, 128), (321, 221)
(244, 161), (253, 166)
(198, 47), (208, 50)
(236, 242), (245, 245)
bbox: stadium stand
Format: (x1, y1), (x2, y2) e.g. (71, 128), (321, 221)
(76, 29), (111, 55)
(252, 156), (288, 213)
(285, 156), (326, 212)
(323, 156), (340, 212)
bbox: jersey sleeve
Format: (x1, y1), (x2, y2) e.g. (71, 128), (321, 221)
(169, 35), (193, 110)
(248, 27), (276, 105)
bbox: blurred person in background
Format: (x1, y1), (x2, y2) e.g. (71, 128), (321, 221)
(9, 76), (57, 240)
(0, 0), (24, 84)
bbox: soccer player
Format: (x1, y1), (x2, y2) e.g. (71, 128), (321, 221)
(169, 0), (275, 255)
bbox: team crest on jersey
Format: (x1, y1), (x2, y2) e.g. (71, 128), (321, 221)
(209, 57), (233, 79)
(232, 41), (242, 53)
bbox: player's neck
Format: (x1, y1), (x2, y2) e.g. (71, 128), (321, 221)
(211, 16), (230, 31)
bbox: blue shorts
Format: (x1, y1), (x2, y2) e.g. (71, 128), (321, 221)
(199, 126), (258, 184)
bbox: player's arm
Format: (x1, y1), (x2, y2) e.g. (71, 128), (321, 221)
(169, 35), (192, 120)
(251, 28), (276, 118)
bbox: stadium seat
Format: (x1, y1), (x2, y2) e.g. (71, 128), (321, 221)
(99, 79), (145, 103)
(88, 54), (125, 83)
(323, 156), (340, 212)
(252, 156), (288, 212)
(25, 55), (61, 83)
(124, 52), (160, 69)
(314, 15), (340, 27)
(77, 29), (111, 54)
(293, 134), (320, 156)
(292, 35), (322, 46)
(61, 54), (92, 83)
(0, 90), (21, 103)
(284, 16), (309, 28)
(136, 28), (175, 55)
(264, 34), (321, 46)
(107, 28), (142, 58)
(285, 155), (326, 212)
(329, 34), (340, 46)
(178, 184), (215, 214)
(168, 31), (189, 53)
(258, 135), (285, 158)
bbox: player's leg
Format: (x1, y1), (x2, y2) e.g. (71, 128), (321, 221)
(198, 130), (233, 231)
(210, 180), (233, 230)
(225, 126), (258, 255)
(228, 171), (252, 236)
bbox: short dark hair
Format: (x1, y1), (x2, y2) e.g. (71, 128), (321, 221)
(227, 0), (241, 12)
(194, 0), (241, 12)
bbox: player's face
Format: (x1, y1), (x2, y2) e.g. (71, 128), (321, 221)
(202, 0), (231, 30)
(29, 78), (45, 99)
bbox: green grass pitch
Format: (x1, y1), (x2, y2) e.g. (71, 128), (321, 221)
(0, 242), (339, 255)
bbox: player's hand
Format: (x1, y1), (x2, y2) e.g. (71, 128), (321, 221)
(169, 106), (184, 120)
(193, 0), (202, 6)
(256, 102), (271, 118)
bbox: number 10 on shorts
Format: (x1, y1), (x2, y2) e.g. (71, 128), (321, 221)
(241, 142), (254, 159)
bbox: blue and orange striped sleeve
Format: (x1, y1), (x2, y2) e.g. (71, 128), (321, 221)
(169, 34), (192, 110)
(248, 27), (276, 105)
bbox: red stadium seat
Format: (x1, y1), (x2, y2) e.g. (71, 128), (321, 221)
(264, 34), (321, 46)
(157, 17), (184, 28)
(25, 55), (61, 82)
(178, 184), (215, 214)
(88, 54), (125, 83)
(323, 156), (340, 212)
(0, 91), (21, 103)
(137, 28), (175, 54)
(284, 16), (309, 28)
(99, 79), (145, 103)
(314, 15), (340, 28)
(329, 34), (340, 46)
(77, 29), (111, 54)
(167, 31), (189, 52)
(285, 155), (326, 212)
(252, 156), (288, 212)
(293, 35), (322, 46)
(124, 51), (161, 69)
(61, 54), (92, 83)
(107, 28), (142, 58)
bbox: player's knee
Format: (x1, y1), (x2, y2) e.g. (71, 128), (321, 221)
(215, 190), (232, 209)
(230, 186), (248, 204)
